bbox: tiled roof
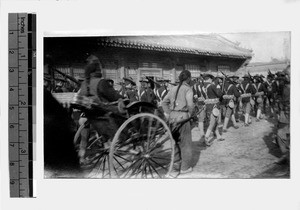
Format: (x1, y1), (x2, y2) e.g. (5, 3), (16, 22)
(236, 61), (290, 76)
(98, 34), (253, 59)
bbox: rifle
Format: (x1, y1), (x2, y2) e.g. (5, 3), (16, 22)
(145, 76), (161, 87)
(268, 69), (275, 77)
(219, 70), (228, 92)
(248, 72), (254, 82)
(53, 68), (80, 85)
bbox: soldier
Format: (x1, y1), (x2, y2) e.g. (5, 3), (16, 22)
(229, 75), (241, 122)
(202, 73), (224, 145)
(253, 74), (267, 121)
(274, 74), (290, 164)
(118, 81), (127, 98)
(264, 73), (277, 118)
(162, 70), (194, 174)
(192, 76), (206, 139)
(214, 75), (225, 126)
(239, 74), (256, 126)
(156, 78), (169, 108)
(123, 77), (139, 102)
(222, 77), (241, 132)
(139, 77), (156, 104)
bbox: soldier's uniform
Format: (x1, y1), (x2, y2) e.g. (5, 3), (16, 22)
(229, 75), (241, 122)
(139, 78), (156, 104)
(156, 84), (169, 107)
(122, 77), (138, 103)
(222, 78), (241, 132)
(264, 74), (278, 117)
(192, 79), (206, 138)
(118, 85), (127, 98)
(162, 80), (194, 172)
(253, 75), (267, 121)
(201, 74), (223, 145)
(275, 75), (290, 164)
(239, 74), (256, 126)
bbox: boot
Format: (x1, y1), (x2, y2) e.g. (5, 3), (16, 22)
(231, 115), (239, 129)
(256, 109), (262, 121)
(198, 122), (205, 140)
(245, 113), (250, 126)
(222, 117), (229, 133)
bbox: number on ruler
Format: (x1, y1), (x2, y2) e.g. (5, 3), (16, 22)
(9, 162), (15, 166)
(20, 101), (26, 105)
(9, 143), (15, 147)
(9, 68), (14, 72)
(9, 124), (15, 129)
(9, 50), (15, 54)
(20, 149), (26, 154)
(9, 107), (14, 110)
(10, 180), (15, 185)
(9, 87), (14, 91)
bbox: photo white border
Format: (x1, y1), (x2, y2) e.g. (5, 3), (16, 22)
(1, 0), (300, 209)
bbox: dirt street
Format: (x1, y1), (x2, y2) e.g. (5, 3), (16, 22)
(178, 117), (290, 178)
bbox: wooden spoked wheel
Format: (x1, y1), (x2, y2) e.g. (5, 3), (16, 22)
(73, 122), (110, 178)
(109, 113), (175, 178)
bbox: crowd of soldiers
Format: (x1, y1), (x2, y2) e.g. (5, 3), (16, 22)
(115, 69), (290, 172)
(45, 54), (290, 175)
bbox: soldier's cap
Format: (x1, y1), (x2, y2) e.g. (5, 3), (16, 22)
(86, 54), (101, 64)
(259, 74), (265, 78)
(229, 75), (239, 79)
(139, 77), (150, 83)
(123, 77), (136, 85)
(44, 73), (51, 81)
(253, 74), (261, 79)
(267, 74), (274, 79)
(276, 71), (286, 77)
(242, 74), (251, 78)
(214, 75), (224, 80)
(202, 73), (214, 80)
(156, 77), (165, 82)
(106, 78), (114, 84)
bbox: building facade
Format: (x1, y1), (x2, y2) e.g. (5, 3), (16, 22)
(44, 34), (253, 88)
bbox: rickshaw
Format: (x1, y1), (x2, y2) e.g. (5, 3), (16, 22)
(71, 98), (190, 178)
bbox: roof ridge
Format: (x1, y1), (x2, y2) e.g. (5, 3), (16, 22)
(101, 35), (253, 59)
(213, 34), (253, 53)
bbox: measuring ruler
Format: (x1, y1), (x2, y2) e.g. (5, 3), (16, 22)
(8, 13), (36, 198)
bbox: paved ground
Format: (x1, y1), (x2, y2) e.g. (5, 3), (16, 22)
(178, 116), (290, 178)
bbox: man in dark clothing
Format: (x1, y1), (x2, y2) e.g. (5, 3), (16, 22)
(274, 75), (290, 164)
(253, 74), (268, 121)
(222, 77), (241, 132)
(202, 73), (223, 145)
(75, 55), (124, 164)
(122, 77), (139, 102)
(193, 77), (206, 139)
(139, 77), (156, 104)
(239, 74), (256, 126)
(264, 74), (278, 118)
(156, 79), (169, 108)
(229, 75), (241, 122)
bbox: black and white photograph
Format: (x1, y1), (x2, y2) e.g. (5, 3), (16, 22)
(44, 32), (290, 179)
(1, 0), (300, 209)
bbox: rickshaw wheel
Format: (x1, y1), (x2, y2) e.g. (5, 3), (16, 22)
(73, 122), (110, 178)
(109, 113), (175, 178)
